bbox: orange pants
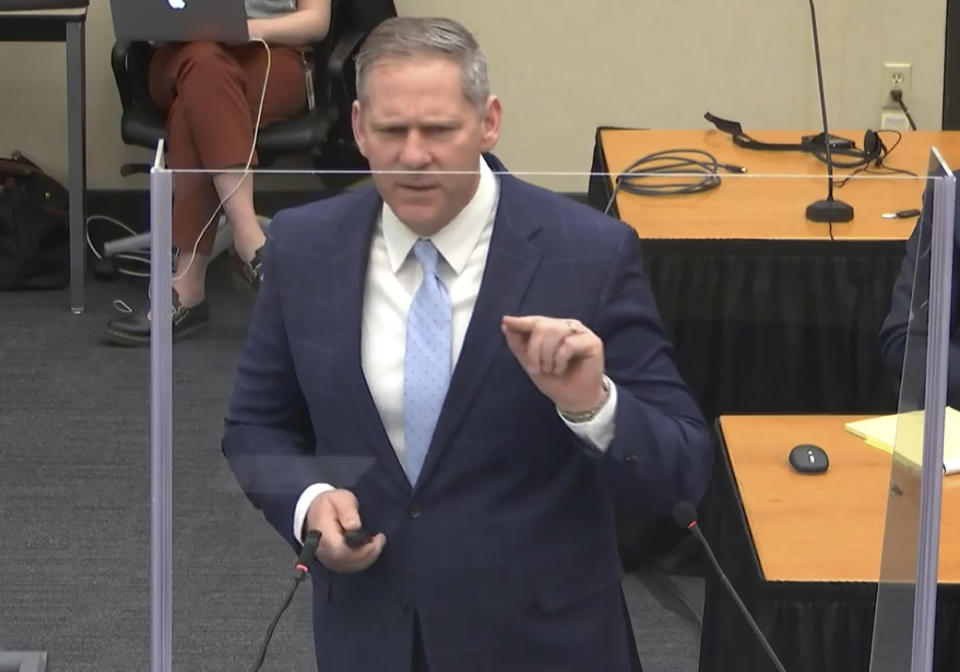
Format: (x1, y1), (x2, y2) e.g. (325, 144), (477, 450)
(148, 41), (307, 255)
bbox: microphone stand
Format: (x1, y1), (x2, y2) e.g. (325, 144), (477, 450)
(804, 0), (854, 223)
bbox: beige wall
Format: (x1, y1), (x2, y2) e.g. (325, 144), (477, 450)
(0, 0), (947, 191)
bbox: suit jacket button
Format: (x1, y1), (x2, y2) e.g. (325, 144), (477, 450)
(624, 454), (639, 464)
(408, 504), (422, 519)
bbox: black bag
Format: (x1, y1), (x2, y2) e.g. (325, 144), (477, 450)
(0, 151), (69, 290)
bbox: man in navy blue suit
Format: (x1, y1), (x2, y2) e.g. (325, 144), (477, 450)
(880, 183), (960, 408)
(223, 15), (713, 672)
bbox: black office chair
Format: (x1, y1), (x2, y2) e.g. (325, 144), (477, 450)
(110, 0), (397, 178)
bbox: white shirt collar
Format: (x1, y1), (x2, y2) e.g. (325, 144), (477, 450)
(381, 156), (498, 275)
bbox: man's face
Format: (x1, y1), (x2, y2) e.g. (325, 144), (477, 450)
(352, 56), (502, 235)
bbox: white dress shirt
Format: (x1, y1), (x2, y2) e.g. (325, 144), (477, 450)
(293, 157), (618, 541)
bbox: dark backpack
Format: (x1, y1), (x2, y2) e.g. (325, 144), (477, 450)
(0, 151), (69, 290)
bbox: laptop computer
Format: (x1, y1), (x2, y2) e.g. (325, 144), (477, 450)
(110, 0), (249, 44)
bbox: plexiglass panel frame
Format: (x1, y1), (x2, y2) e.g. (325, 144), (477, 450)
(144, 155), (949, 672)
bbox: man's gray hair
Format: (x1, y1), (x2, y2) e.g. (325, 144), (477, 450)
(355, 17), (490, 114)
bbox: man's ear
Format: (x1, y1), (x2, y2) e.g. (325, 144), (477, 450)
(352, 100), (368, 158)
(479, 95), (502, 152)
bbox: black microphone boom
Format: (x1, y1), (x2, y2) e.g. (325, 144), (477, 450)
(671, 502), (790, 672)
(249, 530), (322, 672)
(804, 0), (854, 224)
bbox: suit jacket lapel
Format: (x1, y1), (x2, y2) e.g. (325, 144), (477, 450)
(326, 188), (414, 495)
(415, 172), (544, 489)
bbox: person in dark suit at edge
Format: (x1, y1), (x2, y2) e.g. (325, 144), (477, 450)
(880, 183), (960, 409)
(222, 15), (713, 672)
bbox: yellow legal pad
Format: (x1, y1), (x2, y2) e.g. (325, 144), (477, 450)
(844, 408), (960, 474)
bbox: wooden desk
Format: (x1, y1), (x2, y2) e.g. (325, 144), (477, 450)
(598, 129), (960, 241)
(719, 414), (960, 583)
(698, 414), (960, 672)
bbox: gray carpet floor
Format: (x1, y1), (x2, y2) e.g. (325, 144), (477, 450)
(0, 260), (703, 671)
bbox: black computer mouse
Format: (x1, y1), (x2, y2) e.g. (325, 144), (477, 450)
(788, 444), (829, 474)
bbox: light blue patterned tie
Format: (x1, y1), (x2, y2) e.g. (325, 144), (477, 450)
(403, 239), (452, 485)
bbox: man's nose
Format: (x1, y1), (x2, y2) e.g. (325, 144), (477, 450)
(398, 131), (431, 169)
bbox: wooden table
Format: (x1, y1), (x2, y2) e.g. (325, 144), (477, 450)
(598, 129), (960, 240)
(719, 414), (960, 583)
(586, 128), (921, 419)
(697, 414), (960, 672)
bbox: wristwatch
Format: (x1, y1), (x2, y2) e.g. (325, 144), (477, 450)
(559, 377), (611, 423)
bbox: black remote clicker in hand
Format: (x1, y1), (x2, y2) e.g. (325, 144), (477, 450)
(343, 528), (374, 549)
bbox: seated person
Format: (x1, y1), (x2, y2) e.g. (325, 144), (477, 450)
(879, 187), (960, 408)
(104, 0), (331, 346)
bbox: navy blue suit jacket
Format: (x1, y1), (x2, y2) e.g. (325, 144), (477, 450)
(222, 156), (713, 672)
(880, 180), (960, 409)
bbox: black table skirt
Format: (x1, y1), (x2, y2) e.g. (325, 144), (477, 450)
(700, 422), (960, 672)
(640, 237), (905, 420)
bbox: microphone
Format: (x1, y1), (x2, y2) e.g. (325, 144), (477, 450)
(803, 0), (854, 224)
(249, 529), (322, 672)
(672, 502), (789, 672)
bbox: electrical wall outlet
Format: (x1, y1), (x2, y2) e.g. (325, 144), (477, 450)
(883, 62), (912, 107)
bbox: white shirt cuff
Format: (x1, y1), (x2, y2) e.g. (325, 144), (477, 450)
(293, 483), (335, 544)
(558, 376), (618, 452)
